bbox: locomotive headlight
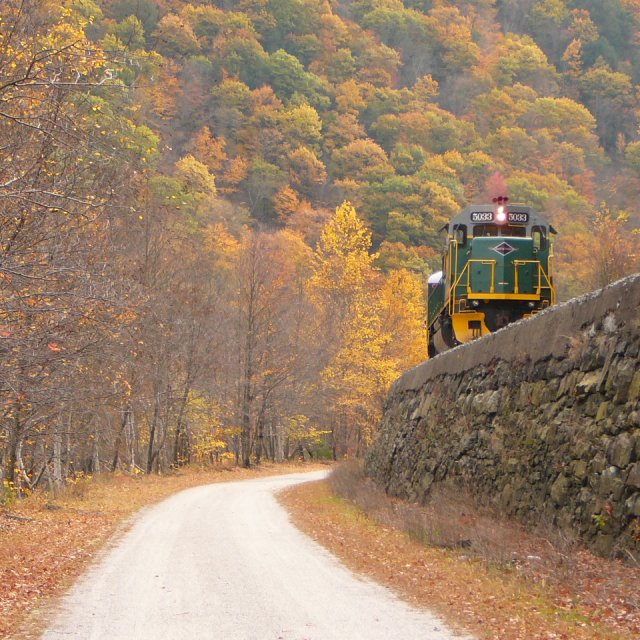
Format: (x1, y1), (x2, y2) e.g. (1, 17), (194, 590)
(471, 300), (479, 307)
(496, 206), (507, 223)
(528, 301), (535, 308)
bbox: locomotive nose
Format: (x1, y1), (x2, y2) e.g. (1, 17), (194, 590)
(469, 237), (535, 295)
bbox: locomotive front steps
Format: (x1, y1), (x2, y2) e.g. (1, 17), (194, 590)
(365, 273), (640, 558)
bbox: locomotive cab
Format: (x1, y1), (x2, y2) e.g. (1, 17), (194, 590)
(427, 201), (556, 357)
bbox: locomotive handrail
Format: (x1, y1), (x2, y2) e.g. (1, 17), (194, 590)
(512, 260), (556, 303)
(448, 260), (473, 313)
(448, 258), (555, 312)
(468, 260), (496, 294)
(449, 261), (468, 313)
(448, 260), (495, 313)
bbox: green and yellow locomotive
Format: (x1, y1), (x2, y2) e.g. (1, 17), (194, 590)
(427, 198), (557, 357)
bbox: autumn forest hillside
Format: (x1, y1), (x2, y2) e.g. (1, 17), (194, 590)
(98, 0), (640, 291)
(1, 0), (639, 494)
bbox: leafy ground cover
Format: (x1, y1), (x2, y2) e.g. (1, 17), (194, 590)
(0, 463), (325, 640)
(279, 465), (639, 640)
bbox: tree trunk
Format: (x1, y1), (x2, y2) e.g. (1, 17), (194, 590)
(52, 423), (63, 490)
(65, 418), (72, 478)
(91, 425), (100, 474)
(112, 406), (130, 472)
(6, 410), (20, 485)
(149, 385), (172, 474)
(146, 391), (160, 474)
(127, 411), (136, 473)
(172, 386), (191, 467)
(15, 437), (34, 494)
(241, 333), (253, 468)
(255, 401), (267, 465)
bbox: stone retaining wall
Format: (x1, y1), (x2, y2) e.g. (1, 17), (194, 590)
(365, 275), (640, 558)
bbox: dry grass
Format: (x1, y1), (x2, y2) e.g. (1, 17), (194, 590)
(329, 462), (581, 571)
(280, 462), (640, 640)
(0, 462), (326, 640)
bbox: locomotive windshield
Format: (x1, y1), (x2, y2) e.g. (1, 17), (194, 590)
(472, 223), (527, 237)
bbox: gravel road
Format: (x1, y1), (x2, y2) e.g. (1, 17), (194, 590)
(41, 470), (470, 640)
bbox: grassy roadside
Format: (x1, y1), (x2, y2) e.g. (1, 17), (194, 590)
(0, 462), (326, 640)
(279, 468), (639, 640)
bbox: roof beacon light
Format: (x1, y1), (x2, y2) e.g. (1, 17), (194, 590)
(493, 195), (509, 223)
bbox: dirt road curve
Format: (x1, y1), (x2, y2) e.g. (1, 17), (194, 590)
(41, 471), (470, 640)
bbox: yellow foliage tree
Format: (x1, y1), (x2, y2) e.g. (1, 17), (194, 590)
(308, 202), (397, 455)
(588, 204), (640, 289)
(380, 269), (427, 371)
(308, 201), (377, 307)
(274, 185), (301, 222)
(219, 156), (249, 194)
(183, 393), (228, 465)
(202, 222), (241, 272)
(175, 154), (217, 199)
(189, 126), (228, 173)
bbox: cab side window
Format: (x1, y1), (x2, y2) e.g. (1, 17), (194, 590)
(453, 224), (467, 246)
(532, 226), (546, 251)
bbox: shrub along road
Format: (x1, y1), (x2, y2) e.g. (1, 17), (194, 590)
(40, 471), (468, 640)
